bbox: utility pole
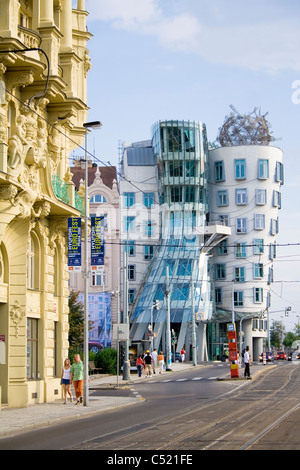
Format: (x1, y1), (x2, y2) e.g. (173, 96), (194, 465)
(191, 277), (197, 366)
(165, 266), (172, 371)
(123, 247), (130, 380)
(82, 121), (101, 407)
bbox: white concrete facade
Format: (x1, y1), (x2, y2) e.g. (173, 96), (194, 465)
(119, 141), (159, 323)
(209, 145), (283, 357)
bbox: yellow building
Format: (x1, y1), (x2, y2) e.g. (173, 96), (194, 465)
(0, 0), (91, 408)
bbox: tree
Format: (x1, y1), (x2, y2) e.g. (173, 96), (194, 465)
(68, 290), (84, 351)
(270, 320), (285, 349)
(293, 323), (300, 339)
(283, 331), (297, 348)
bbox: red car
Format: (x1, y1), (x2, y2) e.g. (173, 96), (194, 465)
(276, 351), (286, 360)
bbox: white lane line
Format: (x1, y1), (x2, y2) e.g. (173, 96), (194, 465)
(192, 377), (203, 381)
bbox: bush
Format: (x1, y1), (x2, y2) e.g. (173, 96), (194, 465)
(94, 348), (117, 375)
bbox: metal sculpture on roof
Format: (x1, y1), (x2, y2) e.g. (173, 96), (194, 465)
(217, 105), (276, 147)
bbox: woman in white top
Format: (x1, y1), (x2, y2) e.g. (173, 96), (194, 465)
(61, 358), (73, 403)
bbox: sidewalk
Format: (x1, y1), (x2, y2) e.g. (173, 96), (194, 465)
(0, 361), (269, 439)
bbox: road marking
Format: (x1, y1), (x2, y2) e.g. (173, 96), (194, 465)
(192, 377), (203, 381)
(208, 377), (218, 380)
(176, 379), (187, 382)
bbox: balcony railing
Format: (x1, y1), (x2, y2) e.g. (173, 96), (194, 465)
(52, 174), (69, 204)
(52, 173), (84, 214)
(18, 26), (41, 49)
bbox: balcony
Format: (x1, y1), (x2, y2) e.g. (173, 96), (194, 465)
(18, 26), (41, 50)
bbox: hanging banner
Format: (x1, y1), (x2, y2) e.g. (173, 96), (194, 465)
(68, 218), (82, 271)
(91, 216), (105, 271)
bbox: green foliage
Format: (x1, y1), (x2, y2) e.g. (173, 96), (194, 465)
(94, 348), (117, 375)
(270, 320), (285, 348)
(283, 331), (297, 348)
(68, 290), (95, 361)
(68, 290), (84, 350)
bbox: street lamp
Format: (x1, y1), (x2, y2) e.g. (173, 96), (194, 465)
(149, 300), (159, 350)
(165, 266), (172, 371)
(82, 120), (102, 407)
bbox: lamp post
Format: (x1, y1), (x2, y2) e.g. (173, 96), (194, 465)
(82, 121), (102, 406)
(165, 266), (172, 371)
(191, 277), (197, 366)
(123, 246), (130, 380)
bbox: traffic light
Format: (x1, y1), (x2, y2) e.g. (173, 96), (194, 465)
(285, 306), (292, 316)
(153, 300), (159, 310)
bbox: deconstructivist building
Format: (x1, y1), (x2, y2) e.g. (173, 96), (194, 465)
(0, 0), (91, 408)
(69, 161), (120, 350)
(120, 112), (283, 362)
(209, 107), (283, 360)
(120, 121), (230, 362)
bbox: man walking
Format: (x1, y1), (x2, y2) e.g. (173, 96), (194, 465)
(244, 346), (251, 378)
(144, 351), (153, 377)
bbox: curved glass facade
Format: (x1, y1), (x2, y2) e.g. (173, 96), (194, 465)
(130, 121), (213, 359)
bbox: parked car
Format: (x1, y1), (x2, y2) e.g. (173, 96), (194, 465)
(88, 341), (103, 354)
(275, 351), (286, 360)
(288, 352), (300, 361)
(259, 351), (274, 362)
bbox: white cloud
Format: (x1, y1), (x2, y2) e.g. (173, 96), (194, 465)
(198, 20), (300, 72)
(86, 0), (300, 72)
(156, 14), (201, 52)
(86, 0), (162, 31)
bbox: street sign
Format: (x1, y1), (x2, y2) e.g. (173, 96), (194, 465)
(227, 323), (236, 332)
(112, 324), (129, 341)
(91, 216), (105, 271)
(68, 218), (81, 271)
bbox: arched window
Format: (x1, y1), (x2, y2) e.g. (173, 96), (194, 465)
(90, 194), (107, 203)
(27, 233), (39, 290)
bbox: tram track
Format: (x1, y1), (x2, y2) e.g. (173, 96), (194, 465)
(70, 363), (300, 450)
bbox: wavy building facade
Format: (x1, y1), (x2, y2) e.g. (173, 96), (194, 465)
(120, 121), (230, 361)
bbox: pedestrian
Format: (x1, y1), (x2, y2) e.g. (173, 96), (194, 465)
(70, 353), (84, 404)
(235, 350), (241, 368)
(61, 358), (73, 404)
(151, 348), (158, 374)
(158, 351), (164, 374)
(144, 351), (153, 377)
(244, 346), (251, 378)
(180, 347), (186, 362)
(136, 355), (144, 377)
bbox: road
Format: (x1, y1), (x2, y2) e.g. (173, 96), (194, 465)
(1, 361), (300, 451)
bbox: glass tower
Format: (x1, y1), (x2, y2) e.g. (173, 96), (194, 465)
(129, 120), (213, 360)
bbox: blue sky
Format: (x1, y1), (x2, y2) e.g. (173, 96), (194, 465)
(78, 0), (300, 332)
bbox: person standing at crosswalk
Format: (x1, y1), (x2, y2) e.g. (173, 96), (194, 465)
(151, 349), (158, 374)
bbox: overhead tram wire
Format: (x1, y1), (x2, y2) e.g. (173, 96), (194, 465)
(2, 87), (215, 240)
(4, 87), (299, 253)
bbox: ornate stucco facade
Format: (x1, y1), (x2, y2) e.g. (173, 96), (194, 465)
(0, 0), (91, 408)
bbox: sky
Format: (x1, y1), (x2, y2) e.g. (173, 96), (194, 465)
(76, 0), (300, 332)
